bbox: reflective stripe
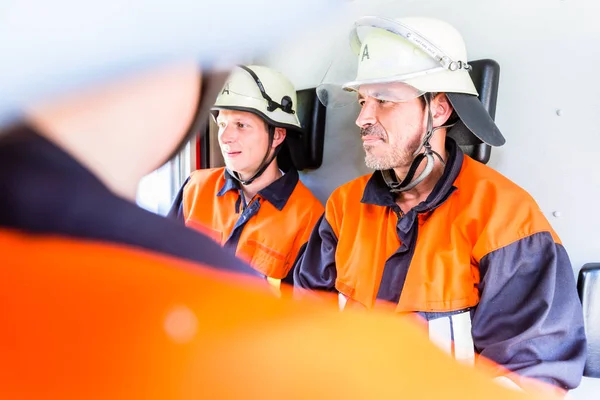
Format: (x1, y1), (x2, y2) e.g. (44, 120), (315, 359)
(428, 310), (475, 366)
(428, 316), (453, 355)
(266, 277), (282, 298)
(451, 311), (475, 366)
(338, 293), (348, 310)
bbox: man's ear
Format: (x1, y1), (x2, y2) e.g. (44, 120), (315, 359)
(431, 93), (454, 128)
(272, 127), (287, 148)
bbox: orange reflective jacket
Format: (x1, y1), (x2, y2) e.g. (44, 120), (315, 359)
(178, 167), (323, 280)
(0, 228), (562, 400)
(295, 138), (586, 389)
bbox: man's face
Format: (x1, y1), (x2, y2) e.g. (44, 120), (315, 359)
(355, 83), (427, 170)
(217, 110), (272, 178)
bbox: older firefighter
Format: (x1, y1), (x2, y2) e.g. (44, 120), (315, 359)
(294, 16), (586, 391)
(169, 65), (323, 291)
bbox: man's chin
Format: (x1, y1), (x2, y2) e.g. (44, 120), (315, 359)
(364, 155), (412, 171)
(225, 163), (243, 173)
(364, 157), (387, 171)
(225, 163), (257, 178)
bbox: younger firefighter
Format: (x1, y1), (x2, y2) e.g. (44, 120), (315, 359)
(170, 65), (324, 290)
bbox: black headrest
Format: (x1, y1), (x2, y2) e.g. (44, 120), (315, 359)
(577, 263), (600, 378)
(279, 88), (326, 171)
(447, 59), (500, 164)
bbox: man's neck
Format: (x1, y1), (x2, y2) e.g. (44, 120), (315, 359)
(393, 150), (447, 213)
(239, 162), (282, 202)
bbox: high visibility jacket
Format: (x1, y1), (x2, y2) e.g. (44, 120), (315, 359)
(170, 167), (323, 281)
(294, 138), (586, 390)
(0, 125), (258, 277)
(0, 228), (565, 400)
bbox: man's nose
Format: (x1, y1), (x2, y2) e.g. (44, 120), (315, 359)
(218, 124), (237, 143)
(356, 99), (377, 128)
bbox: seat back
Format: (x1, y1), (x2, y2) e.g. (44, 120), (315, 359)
(278, 88), (326, 171)
(577, 263), (600, 378)
(447, 59), (500, 164)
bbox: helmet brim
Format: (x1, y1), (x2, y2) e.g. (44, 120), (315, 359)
(446, 92), (505, 147)
(210, 105), (305, 136)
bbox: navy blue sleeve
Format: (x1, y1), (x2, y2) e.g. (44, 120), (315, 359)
(293, 214), (338, 292)
(472, 231), (586, 390)
(166, 176), (190, 223)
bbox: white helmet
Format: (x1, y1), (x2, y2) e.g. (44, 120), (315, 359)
(342, 16), (504, 147)
(345, 17), (476, 97)
(212, 65), (302, 132)
(212, 65), (303, 185)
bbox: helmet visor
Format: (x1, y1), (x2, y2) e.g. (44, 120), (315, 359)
(356, 82), (424, 103)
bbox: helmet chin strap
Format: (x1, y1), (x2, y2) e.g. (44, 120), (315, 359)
(381, 94), (453, 193)
(228, 125), (282, 186)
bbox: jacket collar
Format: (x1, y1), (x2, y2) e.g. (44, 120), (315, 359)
(361, 137), (464, 213)
(217, 167), (299, 211)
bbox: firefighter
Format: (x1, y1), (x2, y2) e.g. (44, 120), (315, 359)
(169, 65), (323, 291)
(294, 16), (586, 391)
